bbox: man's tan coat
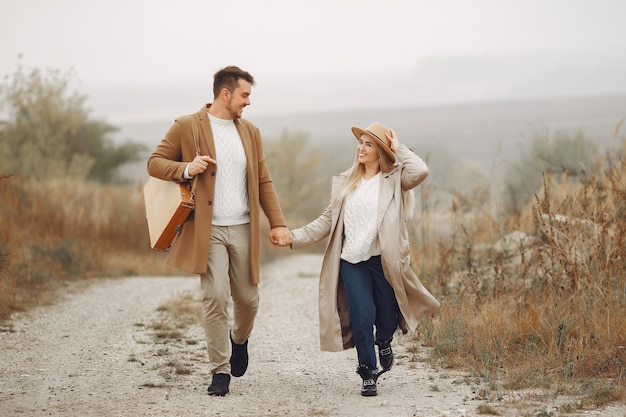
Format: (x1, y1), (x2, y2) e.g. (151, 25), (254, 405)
(147, 104), (286, 283)
(291, 144), (440, 352)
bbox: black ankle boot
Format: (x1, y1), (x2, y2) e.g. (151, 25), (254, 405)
(356, 365), (377, 396)
(375, 339), (394, 372)
(230, 333), (249, 377)
(207, 373), (230, 396)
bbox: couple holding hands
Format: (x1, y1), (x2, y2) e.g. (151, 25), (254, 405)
(147, 66), (440, 398)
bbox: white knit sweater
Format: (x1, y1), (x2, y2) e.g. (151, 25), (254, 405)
(340, 173), (381, 263)
(209, 114), (250, 226)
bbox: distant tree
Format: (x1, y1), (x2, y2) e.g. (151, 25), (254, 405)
(0, 60), (145, 182)
(502, 130), (598, 213)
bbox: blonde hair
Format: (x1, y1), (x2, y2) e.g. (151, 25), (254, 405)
(333, 139), (416, 219)
(333, 140), (395, 204)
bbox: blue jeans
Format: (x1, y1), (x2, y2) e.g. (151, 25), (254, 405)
(340, 256), (399, 370)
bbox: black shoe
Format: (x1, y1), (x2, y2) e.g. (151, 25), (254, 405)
(375, 339), (394, 372)
(230, 334), (249, 377)
(373, 368), (386, 383)
(356, 365), (377, 397)
(207, 373), (230, 396)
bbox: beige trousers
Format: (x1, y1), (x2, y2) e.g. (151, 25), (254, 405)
(200, 223), (258, 375)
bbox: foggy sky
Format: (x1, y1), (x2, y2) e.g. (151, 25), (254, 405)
(1, 0), (626, 122)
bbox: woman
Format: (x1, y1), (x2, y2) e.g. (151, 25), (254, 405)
(289, 122), (440, 397)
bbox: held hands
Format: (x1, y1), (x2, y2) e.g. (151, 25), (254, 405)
(385, 129), (400, 153)
(269, 226), (292, 247)
(188, 155), (216, 176)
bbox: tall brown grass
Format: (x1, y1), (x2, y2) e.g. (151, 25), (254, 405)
(0, 176), (179, 320)
(414, 131), (626, 407)
(0, 175), (288, 322)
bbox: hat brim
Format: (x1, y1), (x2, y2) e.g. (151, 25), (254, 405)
(351, 126), (396, 163)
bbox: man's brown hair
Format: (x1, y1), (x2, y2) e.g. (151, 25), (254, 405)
(213, 66), (255, 98)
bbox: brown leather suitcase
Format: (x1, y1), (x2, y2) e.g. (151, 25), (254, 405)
(143, 177), (195, 251)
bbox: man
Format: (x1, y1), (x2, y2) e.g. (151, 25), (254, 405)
(147, 66), (291, 396)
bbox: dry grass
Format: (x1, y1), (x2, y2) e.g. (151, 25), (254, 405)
(0, 175), (286, 322)
(0, 176), (187, 320)
(414, 133), (626, 410)
(133, 291), (206, 382)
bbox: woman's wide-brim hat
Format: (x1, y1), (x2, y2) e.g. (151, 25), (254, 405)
(351, 122), (396, 163)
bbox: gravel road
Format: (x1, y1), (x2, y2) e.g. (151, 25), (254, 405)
(1, 254), (624, 417)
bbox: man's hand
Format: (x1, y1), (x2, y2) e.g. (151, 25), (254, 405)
(269, 226), (292, 247)
(188, 155), (216, 176)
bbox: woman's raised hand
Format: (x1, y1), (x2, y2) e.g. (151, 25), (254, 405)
(386, 129), (399, 152)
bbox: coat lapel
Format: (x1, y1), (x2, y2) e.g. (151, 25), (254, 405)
(330, 176), (345, 233)
(196, 107), (216, 159)
(234, 120), (254, 180)
(378, 169), (396, 228)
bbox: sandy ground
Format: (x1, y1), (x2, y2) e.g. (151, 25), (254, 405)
(1, 253), (625, 417)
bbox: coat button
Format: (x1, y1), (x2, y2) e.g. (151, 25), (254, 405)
(210, 171), (215, 176)
(207, 201), (212, 205)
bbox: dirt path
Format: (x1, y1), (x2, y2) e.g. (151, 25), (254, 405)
(1, 254), (623, 417)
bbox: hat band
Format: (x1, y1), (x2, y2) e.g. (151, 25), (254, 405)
(366, 130), (384, 144)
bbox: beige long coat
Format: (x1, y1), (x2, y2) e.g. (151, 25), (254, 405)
(147, 104), (287, 283)
(291, 144), (440, 352)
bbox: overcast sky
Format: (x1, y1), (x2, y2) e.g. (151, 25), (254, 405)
(2, 0), (626, 121)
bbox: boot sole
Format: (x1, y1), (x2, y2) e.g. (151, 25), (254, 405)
(207, 390), (229, 396)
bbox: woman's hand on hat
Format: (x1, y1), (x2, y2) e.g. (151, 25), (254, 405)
(386, 129), (399, 152)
